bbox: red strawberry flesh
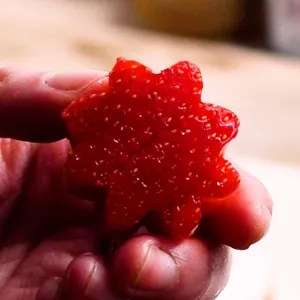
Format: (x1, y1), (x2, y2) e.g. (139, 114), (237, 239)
(62, 57), (240, 240)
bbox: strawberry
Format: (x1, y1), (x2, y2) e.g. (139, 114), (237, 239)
(62, 57), (240, 240)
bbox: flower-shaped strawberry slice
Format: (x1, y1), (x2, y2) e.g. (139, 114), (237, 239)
(62, 58), (240, 240)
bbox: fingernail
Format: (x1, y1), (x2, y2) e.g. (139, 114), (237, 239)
(261, 203), (272, 232)
(131, 245), (178, 294)
(81, 252), (94, 256)
(65, 255), (108, 299)
(65, 255), (96, 291)
(84, 259), (108, 298)
(264, 200), (273, 216)
(241, 204), (272, 250)
(45, 71), (107, 91)
(37, 277), (62, 300)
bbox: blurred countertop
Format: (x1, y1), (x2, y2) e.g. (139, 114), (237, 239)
(1, 0), (299, 166)
(1, 1), (300, 300)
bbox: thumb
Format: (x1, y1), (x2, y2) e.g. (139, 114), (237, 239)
(0, 67), (107, 143)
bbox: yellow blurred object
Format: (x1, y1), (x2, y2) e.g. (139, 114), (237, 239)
(133, 0), (244, 38)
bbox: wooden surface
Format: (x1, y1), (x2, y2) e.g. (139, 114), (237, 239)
(1, 1), (300, 299)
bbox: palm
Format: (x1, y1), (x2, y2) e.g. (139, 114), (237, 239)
(0, 138), (96, 300)
(0, 68), (273, 300)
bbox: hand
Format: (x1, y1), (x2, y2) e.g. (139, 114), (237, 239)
(0, 67), (273, 300)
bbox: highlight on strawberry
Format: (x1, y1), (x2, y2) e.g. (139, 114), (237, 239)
(62, 57), (241, 240)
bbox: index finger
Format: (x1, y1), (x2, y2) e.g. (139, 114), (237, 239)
(0, 67), (107, 142)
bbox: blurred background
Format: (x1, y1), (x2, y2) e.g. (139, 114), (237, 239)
(1, 0), (300, 299)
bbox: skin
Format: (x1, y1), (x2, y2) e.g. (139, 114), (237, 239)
(0, 67), (273, 300)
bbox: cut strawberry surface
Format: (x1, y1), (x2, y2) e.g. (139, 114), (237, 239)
(62, 57), (240, 240)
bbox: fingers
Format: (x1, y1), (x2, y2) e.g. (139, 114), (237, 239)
(37, 254), (121, 300)
(0, 67), (107, 142)
(64, 254), (121, 300)
(37, 240), (229, 300)
(36, 277), (63, 300)
(36, 166), (271, 300)
(200, 165), (273, 250)
(111, 235), (231, 300)
(38, 239), (229, 300)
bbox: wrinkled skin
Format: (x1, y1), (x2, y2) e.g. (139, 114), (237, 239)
(0, 67), (272, 300)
